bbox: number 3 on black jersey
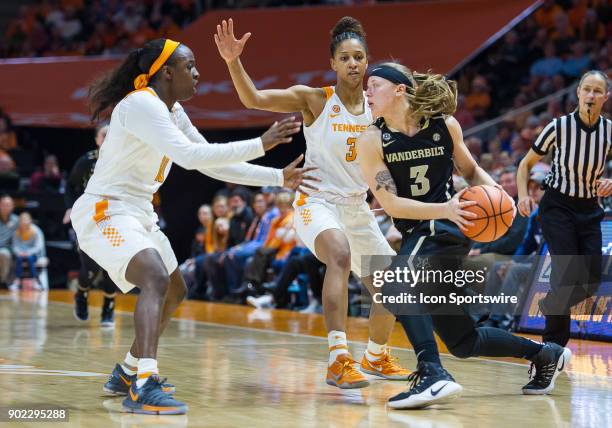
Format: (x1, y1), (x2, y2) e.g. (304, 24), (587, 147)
(410, 165), (430, 196)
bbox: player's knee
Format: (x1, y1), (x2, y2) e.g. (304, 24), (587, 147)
(328, 248), (351, 272)
(144, 269), (171, 296)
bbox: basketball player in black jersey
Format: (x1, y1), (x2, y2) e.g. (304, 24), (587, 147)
(357, 63), (572, 408)
(64, 124), (118, 327)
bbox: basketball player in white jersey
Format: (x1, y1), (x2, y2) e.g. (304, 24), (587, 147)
(215, 17), (417, 388)
(71, 38), (315, 414)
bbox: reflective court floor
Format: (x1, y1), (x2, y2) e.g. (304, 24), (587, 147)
(0, 290), (610, 428)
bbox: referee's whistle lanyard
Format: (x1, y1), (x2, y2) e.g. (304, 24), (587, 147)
(576, 106), (600, 131)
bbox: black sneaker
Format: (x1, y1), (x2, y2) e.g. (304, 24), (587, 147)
(522, 343), (572, 395)
(101, 297), (115, 328)
(122, 374), (187, 415)
(387, 361), (463, 409)
(74, 290), (89, 322)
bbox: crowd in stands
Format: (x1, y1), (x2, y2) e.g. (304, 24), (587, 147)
(1, 0), (379, 58)
(453, 0), (611, 175)
(2, 0), (200, 58)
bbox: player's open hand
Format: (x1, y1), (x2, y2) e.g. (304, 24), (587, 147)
(596, 178), (612, 197)
(517, 195), (537, 217)
(214, 18), (251, 63)
(282, 154), (320, 195)
(261, 117), (301, 151)
(445, 188), (477, 232)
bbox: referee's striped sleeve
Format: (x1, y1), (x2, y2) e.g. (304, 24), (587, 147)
(532, 120), (556, 155)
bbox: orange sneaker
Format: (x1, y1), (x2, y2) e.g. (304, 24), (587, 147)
(360, 350), (411, 380)
(326, 353), (370, 389)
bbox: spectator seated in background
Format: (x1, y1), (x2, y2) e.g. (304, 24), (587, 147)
(561, 41), (591, 78)
(534, 0), (564, 31)
(227, 186), (254, 248)
(9, 212), (45, 291)
(205, 186), (256, 300)
(223, 188), (279, 297)
(246, 244), (324, 313)
(0, 195), (18, 287)
(180, 204), (211, 298)
(203, 216), (231, 300)
(530, 42), (563, 78)
(190, 194), (229, 299)
(239, 190), (296, 298)
(29, 154), (63, 193)
(466, 75), (491, 121)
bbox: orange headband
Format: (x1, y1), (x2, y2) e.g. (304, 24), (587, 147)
(133, 39), (181, 89)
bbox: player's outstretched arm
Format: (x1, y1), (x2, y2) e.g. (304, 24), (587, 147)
(214, 18), (324, 118)
(125, 93), (298, 170)
(175, 104), (318, 192)
(357, 127), (476, 231)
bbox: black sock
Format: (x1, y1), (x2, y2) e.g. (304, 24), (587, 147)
(397, 315), (441, 365)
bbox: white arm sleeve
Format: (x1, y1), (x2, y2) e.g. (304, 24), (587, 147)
(122, 93), (264, 170)
(174, 105), (284, 187)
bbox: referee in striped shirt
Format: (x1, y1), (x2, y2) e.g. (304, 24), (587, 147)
(517, 70), (611, 347)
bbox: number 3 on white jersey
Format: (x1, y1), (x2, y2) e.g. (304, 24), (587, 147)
(346, 137), (357, 162)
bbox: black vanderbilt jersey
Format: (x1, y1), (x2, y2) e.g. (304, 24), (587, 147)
(376, 116), (455, 232)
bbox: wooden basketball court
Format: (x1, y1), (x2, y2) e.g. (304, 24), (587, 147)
(0, 289), (610, 427)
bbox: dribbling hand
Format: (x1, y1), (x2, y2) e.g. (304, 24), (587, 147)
(445, 188), (477, 232)
(261, 117), (301, 151)
(214, 18), (251, 63)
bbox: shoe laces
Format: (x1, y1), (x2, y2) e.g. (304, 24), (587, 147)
(528, 360), (556, 384)
(142, 376), (173, 402)
(377, 351), (402, 372)
(340, 357), (362, 378)
(407, 368), (426, 390)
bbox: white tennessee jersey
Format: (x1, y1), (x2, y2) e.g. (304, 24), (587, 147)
(303, 86), (371, 204)
(85, 88), (270, 216)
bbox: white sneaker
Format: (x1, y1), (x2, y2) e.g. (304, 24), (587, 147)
(246, 294), (274, 309)
(8, 280), (20, 291)
(299, 299), (322, 314)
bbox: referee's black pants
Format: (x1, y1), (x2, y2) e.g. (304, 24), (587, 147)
(539, 189), (604, 347)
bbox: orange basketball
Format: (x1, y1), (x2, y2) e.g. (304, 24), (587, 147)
(459, 185), (515, 243)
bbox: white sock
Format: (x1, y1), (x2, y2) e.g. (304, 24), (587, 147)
(328, 330), (349, 365)
(366, 339), (386, 362)
(121, 351), (138, 376)
(136, 358), (158, 388)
